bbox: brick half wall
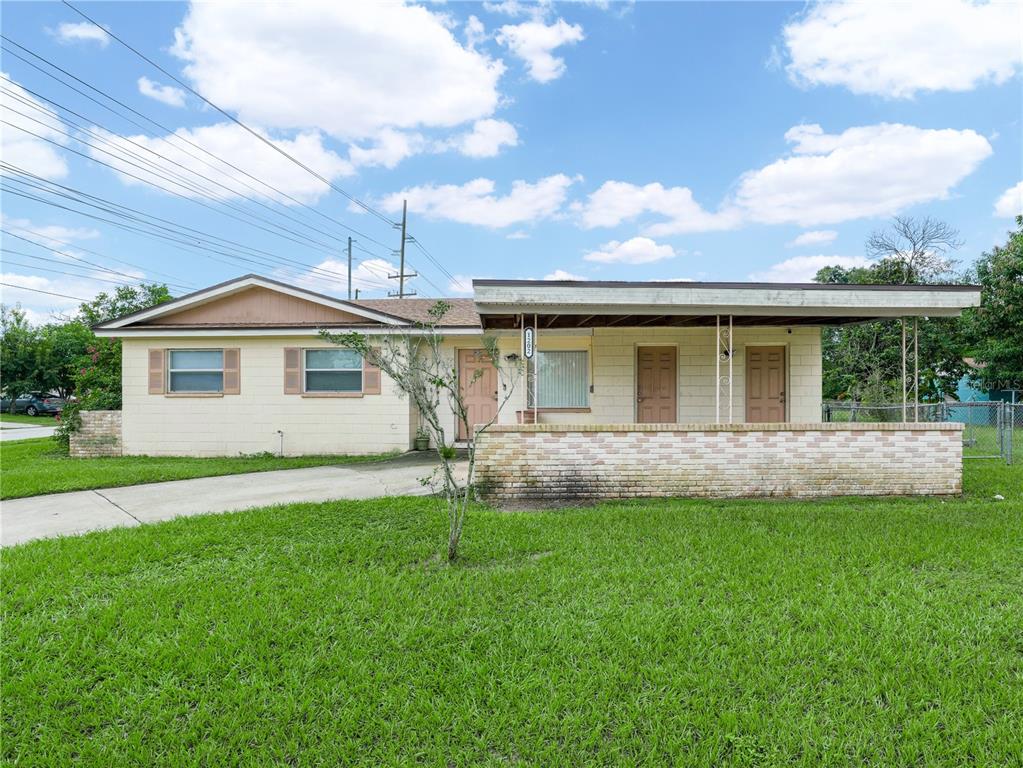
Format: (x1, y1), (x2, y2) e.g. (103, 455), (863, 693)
(474, 423), (963, 501)
(70, 410), (123, 458)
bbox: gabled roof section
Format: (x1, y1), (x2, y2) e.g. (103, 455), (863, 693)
(95, 274), (409, 331)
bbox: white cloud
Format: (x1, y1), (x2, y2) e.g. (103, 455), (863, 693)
(0, 76), (69, 180)
(496, 18), (584, 83)
(787, 230), (837, 248)
(782, 0), (1022, 98)
(452, 118), (519, 158)
(289, 257), (400, 298)
(506, 230), (530, 240)
(735, 123), (992, 226)
(0, 272), (133, 324)
(447, 275), (476, 295)
(383, 174), (577, 228)
(51, 21), (110, 47)
(1, 214), (100, 245)
(575, 122), (991, 235)
(574, 181), (740, 235)
(172, 2), (505, 142)
(137, 77), (186, 108)
(544, 269), (586, 280)
(749, 255), (872, 283)
(583, 236), (676, 264)
(348, 128), (426, 169)
(92, 122), (354, 204)
(465, 15), (487, 49)
(994, 181), (1023, 219)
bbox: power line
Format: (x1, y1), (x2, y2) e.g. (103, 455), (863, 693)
(0, 77), (399, 262)
(0, 233), (194, 291)
(0, 253), (152, 288)
(51, 7), (454, 291)
(0, 226), (196, 290)
(1, 164), (396, 289)
(0, 36), (397, 252)
(0, 282), (89, 302)
(3, 27), (450, 297)
(63, 5), (399, 227)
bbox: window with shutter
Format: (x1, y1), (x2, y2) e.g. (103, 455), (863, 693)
(284, 348), (301, 394)
(223, 348), (240, 394)
(148, 349), (165, 394)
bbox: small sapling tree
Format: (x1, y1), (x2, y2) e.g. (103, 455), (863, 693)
(321, 301), (519, 562)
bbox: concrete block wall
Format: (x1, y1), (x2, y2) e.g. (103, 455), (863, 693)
(475, 422), (963, 501)
(493, 326), (822, 425)
(70, 410), (122, 458)
(122, 337), (413, 456)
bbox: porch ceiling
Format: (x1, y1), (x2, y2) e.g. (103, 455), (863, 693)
(480, 313), (873, 330)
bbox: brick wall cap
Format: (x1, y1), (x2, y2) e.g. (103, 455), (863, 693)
(485, 422), (964, 434)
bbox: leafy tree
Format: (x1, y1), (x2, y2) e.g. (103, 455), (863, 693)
(0, 305), (40, 408)
(962, 216), (1023, 393)
(68, 282), (174, 409)
(35, 321), (95, 398)
(76, 284), (173, 326)
(818, 216), (968, 403)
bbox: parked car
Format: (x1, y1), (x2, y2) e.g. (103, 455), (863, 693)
(0, 392), (65, 416)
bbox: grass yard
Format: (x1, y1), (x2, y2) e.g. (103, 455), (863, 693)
(0, 438), (394, 500)
(0, 413), (58, 426)
(3, 461), (1021, 766)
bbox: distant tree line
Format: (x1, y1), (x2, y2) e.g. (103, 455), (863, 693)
(818, 216), (1022, 403)
(1, 283), (172, 411)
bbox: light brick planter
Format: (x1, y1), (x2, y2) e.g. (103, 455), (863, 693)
(474, 422), (963, 502)
(70, 410), (123, 458)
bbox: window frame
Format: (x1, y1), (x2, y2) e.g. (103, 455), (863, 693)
(527, 349), (590, 410)
(166, 348), (226, 394)
(303, 347), (364, 395)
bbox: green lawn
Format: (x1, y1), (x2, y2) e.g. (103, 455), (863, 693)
(0, 413), (58, 426)
(0, 438), (394, 500)
(3, 461), (1021, 766)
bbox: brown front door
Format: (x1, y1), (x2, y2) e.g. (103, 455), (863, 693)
(746, 346), (786, 422)
(458, 349), (497, 440)
(636, 346), (677, 423)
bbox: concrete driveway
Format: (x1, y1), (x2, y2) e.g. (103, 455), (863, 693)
(2, 453), (465, 547)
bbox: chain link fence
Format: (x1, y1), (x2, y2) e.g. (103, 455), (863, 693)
(822, 400), (1015, 464)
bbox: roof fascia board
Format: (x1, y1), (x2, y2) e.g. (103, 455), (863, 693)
(94, 326), (483, 338)
(473, 285), (981, 316)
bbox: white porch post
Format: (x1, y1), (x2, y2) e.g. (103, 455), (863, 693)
(901, 316), (920, 423)
(715, 315), (720, 423)
(914, 317), (919, 423)
(728, 314), (733, 424)
(901, 318), (907, 422)
(715, 315), (733, 423)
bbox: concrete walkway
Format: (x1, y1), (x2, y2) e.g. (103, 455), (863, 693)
(0, 424), (57, 441)
(1, 453), (464, 547)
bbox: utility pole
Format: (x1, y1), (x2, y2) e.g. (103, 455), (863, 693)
(354, 288), (360, 299)
(388, 198), (416, 297)
(347, 236), (353, 300)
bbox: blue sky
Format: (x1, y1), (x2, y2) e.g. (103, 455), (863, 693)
(1, 0), (1021, 322)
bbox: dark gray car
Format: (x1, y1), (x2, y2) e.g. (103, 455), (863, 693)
(0, 392), (65, 416)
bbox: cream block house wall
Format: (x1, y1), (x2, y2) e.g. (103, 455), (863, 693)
(500, 326), (822, 425)
(122, 336), (413, 456)
(122, 326), (822, 456)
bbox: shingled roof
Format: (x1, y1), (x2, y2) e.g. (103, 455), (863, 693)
(353, 298), (480, 327)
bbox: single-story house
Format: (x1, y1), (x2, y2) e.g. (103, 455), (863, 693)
(93, 273), (981, 499)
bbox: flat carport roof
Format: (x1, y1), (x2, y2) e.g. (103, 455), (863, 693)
(472, 279), (982, 330)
